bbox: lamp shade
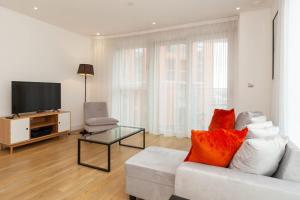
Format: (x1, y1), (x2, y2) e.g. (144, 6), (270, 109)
(77, 64), (94, 76)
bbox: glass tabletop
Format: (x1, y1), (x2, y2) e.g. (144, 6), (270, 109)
(80, 126), (144, 144)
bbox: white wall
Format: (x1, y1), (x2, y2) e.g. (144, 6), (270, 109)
(0, 7), (93, 130)
(270, 0), (282, 125)
(236, 9), (273, 117)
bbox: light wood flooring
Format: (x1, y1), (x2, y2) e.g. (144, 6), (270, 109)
(0, 132), (190, 200)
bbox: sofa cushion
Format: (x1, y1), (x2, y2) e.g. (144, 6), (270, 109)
(85, 117), (118, 126)
(247, 121), (273, 129)
(235, 111), (264, 130)
(175, 162), (300, 200)
(230, 135), (288, 176)
(125, 146), (187, 187)
(247, 126), (279, 139)
(208, 109), (235, 131)
(274, 142), (300, 182)
(251, 116), (267, 123)
(185, 129), (248, 167)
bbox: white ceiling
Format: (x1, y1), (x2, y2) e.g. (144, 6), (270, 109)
(0, 0), (273, 36)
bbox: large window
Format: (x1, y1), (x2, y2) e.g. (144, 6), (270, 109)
(157, 43), (188, 134)
(112, 39), (229, 135)
(213, 39), (228, 108)
(112, 48), (147, 127)
(109, 21), (236, 137)
(154, 39), (229, 134)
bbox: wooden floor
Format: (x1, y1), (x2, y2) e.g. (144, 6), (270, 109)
(0, 132), (190, 200)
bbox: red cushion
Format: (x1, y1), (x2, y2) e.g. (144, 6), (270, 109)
(184, 128), (248, 167)
(209, 109), (235, 131)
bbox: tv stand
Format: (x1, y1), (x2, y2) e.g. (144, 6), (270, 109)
(0, 111), (71, 154)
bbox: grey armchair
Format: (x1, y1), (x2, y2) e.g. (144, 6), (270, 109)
(84, 102), (118, 133)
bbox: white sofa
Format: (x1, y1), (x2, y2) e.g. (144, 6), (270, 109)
(126, 147), (187, 200)
(125, 143), (300, 200)
(125, 112), (300, 200)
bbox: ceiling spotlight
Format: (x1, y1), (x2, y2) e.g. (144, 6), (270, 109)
(33, 6), (38, 10)
(236, 7), (241, 11)
(152, 22), (157, 25)
(96, 33), (101, 36)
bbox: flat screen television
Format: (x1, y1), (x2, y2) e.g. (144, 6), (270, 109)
(12, 81), (61, 114)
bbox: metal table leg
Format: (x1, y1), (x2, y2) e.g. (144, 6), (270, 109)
(119, 129), (145, 149)
(78, 139), (111, 172)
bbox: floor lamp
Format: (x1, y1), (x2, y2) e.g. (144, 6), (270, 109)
(77, 64), (94, 102)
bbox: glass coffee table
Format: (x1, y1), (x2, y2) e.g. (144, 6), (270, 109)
(77, 126), (145, 172)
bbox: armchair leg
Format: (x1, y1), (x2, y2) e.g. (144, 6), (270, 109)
(80, 130), (89, 135)
(129, 195), (136, 200)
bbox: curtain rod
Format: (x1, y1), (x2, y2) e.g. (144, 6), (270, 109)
(95, 16), (238, 39)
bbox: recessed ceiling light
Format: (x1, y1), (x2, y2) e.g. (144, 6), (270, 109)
(236, 7), (241, 11)
(152, 22), (157, 25)
(33, 6), (38, 10)
(96, 33), (101, 36)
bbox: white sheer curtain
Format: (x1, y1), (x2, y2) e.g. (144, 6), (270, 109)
(150, 38), (231, 137)
(97, 20), (237, 137)
(274, 0), (300, 146)
(112, 47), (148, 128)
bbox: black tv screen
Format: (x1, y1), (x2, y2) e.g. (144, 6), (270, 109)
(12, 81), (61, 114)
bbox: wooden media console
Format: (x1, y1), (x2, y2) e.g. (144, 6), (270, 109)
(0, 111), (71, 154)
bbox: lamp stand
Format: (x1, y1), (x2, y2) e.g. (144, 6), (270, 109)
(81, 74), (88, 135)
(85, 74), (87, 102)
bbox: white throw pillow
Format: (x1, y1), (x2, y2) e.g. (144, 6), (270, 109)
(229, 135), (288, 176)
(247, 126), (279, 139)
(250, 115), (267, 123)
(247, 121), (273, 129)
(235, 112), (264, 130)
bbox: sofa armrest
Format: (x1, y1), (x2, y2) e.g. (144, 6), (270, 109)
(175, 162), (300, 200)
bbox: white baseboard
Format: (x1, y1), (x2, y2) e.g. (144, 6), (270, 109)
(71, 124), (83, 132)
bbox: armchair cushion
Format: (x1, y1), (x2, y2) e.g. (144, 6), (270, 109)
(84, 102), (108, 119)
(84, 124), (117, 133)
(85, 117), (118, 126)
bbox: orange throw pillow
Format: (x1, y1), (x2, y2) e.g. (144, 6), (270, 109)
(209, 109), (235, 131)
(184, 128), (248, 167)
